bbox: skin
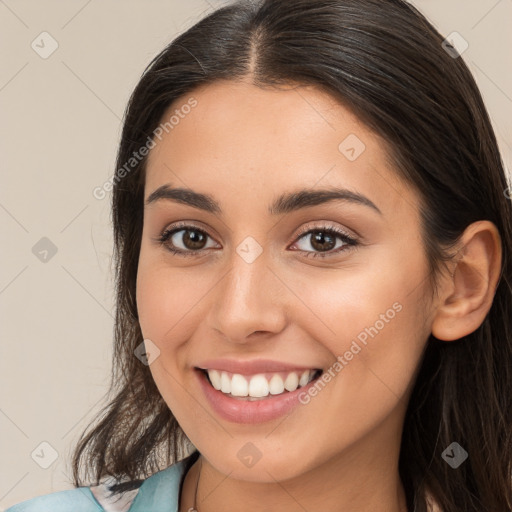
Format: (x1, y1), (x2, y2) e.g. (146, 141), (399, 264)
(135, 79), (502, 512)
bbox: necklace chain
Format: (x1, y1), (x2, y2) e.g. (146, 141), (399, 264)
(186, 455), (202, 512)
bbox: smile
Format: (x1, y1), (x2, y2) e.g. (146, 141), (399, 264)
(202, 368), (322, 400)
(195, 367), (325, 424)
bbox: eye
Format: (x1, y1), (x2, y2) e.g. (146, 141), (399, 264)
(290, 223), (359, 259)
(153, 221), (359, 259)
(155, 222), (219, 257)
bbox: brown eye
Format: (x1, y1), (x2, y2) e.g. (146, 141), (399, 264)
(175, 229), (208, 250)
(157, 225), (218, 256)
(291, 225), (359, 259)
(307, 230), (337, 252)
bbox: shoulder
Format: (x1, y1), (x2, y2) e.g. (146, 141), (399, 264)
(126, 451), (198, 512)
(4, 486), (104, 511)
(5, 451), (199, 512)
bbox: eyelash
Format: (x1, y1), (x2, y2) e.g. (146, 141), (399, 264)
(154, 221), (359, 259)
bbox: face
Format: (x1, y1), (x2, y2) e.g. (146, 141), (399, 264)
(136, 79), (434, 482)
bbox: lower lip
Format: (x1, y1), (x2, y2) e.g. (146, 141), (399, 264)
(195, 369), (322, 424)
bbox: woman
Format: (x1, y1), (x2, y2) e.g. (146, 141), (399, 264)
(6, 0), (511, 511)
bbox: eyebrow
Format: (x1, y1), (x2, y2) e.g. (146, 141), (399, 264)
(145, 184), (382, 216)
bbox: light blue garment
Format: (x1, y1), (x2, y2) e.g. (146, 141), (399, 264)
(5, 453), (197, 512)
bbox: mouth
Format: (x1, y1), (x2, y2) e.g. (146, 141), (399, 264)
(195, 367), (324, 401)
(194, 365), (327, 424)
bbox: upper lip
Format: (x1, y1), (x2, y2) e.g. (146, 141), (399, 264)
(196, 358), (322, 375)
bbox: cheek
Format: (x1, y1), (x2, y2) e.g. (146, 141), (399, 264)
(136, 236), (200, 339)
(136, 265), (174, 338)
(135, 254), (220, 369)
(135, 258), (206, 411)
(293, 248), (429, 407)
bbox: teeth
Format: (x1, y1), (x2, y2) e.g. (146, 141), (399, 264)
(284, 372), (299, 391)
(205, 369), (319, 398)
(208, 369), (222, 390)
(299, 370), (311, 387)
(269, 374), (284, 395)
(231, 373), (248, 396)
(220, 371), (231, 393)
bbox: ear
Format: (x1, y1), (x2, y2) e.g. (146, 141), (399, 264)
(431, 220), (502, 341)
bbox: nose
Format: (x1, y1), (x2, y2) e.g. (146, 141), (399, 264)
(206, 246), (288, 344)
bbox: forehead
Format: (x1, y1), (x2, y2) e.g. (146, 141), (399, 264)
(144, 80), (417, 219)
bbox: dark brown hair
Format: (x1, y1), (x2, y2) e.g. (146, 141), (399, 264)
(71, 1), (512, 510)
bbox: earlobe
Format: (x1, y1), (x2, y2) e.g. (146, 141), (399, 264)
(431, 220), (502, 342)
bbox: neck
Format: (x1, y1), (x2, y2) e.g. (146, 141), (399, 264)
(180, 424), (409, 512)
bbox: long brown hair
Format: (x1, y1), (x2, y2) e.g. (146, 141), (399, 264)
(72, 1), (512, 510)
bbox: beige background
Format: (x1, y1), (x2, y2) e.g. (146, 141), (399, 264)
(1, 0), (511, 509)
